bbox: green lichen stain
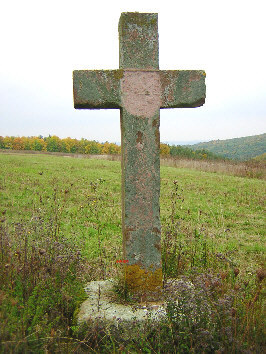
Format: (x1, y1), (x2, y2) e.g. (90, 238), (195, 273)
(121, 110), (161, 274)
(73, 70), (121, 108)
(160, 70), (206, 108)
(119, 12), (158, 34)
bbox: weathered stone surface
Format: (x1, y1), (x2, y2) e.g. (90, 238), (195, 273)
(73, 12), (206, 296)
(121, 71), (161, 117)
(121, 108), (161, 293)
(160, 70), (206, 108)
(73, 70), (122, 109)
(77, 279), (166, 325)
(77, 278), (194, 327)
(118, 12), (159, 70)
(119, 13), (162, 293)
(73, 68), (206, 110)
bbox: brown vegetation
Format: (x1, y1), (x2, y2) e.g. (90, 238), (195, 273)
(161, 156), (266, 179)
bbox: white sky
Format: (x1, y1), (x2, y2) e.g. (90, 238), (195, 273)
(0, 0), (265, 143)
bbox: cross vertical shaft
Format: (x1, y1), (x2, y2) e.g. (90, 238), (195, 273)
(119, 13), (162, 294)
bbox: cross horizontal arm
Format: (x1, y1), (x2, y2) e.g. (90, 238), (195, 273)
(160, 70), (206, 108)
(73, 70), (122, 109)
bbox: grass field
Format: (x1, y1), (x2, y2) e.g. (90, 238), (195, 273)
(0, 153), (265, 352)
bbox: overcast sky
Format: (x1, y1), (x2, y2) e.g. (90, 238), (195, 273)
(1, 0), (265, 144)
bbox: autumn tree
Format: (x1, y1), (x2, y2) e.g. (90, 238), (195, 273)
(30, 137), (46, 151)
(45, 136), (61, 152)
(85, 141), (102, 154)
(0, 136), (4, 149)
(102, 142), (120, 154)
(160, 143), (170, 156)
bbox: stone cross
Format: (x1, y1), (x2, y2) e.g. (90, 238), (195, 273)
(73, 12), (206, 296)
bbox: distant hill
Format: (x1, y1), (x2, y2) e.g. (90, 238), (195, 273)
(163, 140), (202, 146)
(164, 144), (225, 161)
(189, 133), (266, 160)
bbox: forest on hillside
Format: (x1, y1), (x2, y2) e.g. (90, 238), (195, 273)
(0, 135), (224, 161)
(190, 133), (266, 160)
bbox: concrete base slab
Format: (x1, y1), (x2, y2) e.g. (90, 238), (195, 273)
(77, 278), (193, 326)
(77, 279), (168, 325)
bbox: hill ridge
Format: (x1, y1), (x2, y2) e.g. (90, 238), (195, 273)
(189, 133), (266, 160)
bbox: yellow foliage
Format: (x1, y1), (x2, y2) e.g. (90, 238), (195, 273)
(160, 143), (170, 156)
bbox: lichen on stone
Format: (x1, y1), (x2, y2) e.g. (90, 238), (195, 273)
(125, 264), (163, 294)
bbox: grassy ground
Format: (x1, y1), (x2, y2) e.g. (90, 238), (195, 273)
(0, 153), (265, 352)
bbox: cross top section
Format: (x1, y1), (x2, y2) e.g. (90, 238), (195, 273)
(119, 12), (159, 69)
(74, 13), (205, 111)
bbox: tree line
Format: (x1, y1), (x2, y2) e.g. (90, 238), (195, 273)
(0, 135), (224, 160)
(0, 136), (120, 155)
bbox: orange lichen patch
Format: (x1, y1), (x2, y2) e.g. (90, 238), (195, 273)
(125, 264), (162, 293)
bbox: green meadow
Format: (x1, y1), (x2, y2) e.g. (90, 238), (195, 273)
(0, 153), (265, 352)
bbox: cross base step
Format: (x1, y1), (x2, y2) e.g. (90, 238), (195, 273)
(77, 278), (194, 329)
